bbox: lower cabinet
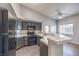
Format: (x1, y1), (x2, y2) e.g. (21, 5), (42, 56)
(8, 37), (16, 56)
(40, 41), (48, 56)
(28, 35), (37, 46)
(24, 37), (28, 46)
(9, 37), (16, 50)
(16, 37), (24, 49)
(16, 36), (28, 49)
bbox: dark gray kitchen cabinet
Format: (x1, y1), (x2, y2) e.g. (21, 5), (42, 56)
(27, 22), (32, 26)
(8, 19), (16, 30)
(40, 41), (48, 56)
(9, 19), (22, 30)
(8, 37), (16, 50)
(16, 37), (24, 49)
(8, 36), (16, 56)
(35, 23), (42, 30)
(23, 37), (28, 46)
(16, 20), (22, 30)
(21, 21), (42, 30)
(22, 21), (27, 30)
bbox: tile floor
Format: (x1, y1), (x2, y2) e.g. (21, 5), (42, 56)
(16, 43), (79, 56)
(63, 43), (79, 56)
(16, 45), (40, 56)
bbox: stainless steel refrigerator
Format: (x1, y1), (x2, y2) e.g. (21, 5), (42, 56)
(0, 8), (16, 56)
(0, 8), (9, 56)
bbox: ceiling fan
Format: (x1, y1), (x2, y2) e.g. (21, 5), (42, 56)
(55, 8), (69, 19)
(56, 9), (63, 19)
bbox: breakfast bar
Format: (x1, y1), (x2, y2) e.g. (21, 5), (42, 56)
(37, 34), (71, 56)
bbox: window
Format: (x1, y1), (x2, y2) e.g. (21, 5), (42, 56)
(50, 26), (56, 34)
(44, 25), (49, 33)
(59, 24), (73, 34)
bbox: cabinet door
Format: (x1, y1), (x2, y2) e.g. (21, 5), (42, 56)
(21, 21), (24, 30)
(22, 21), (27, 30)
(20, 38), (24, 47)
(40, 41), (48, 56)
(35, 23), (39, 30)
(35, 23), (42, 30)
(16, 37), (24, 49)
(16, 20), (22, 30)
(16, 38), (20, 49)
(23, 37), (27, 45)
(9, 37), (16, 49)
(9, 20), (16, 30)
(39, 23), (42, 30)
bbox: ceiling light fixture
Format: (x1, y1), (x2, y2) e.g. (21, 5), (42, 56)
(58, 16), (62, 19)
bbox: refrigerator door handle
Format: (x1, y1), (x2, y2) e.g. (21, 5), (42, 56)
(2, 33), (8, 35)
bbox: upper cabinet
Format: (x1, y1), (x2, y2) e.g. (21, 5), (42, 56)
(8, 19), (16, 30)
(16, 20), (22, 30)
(8, 19), (22, 30)
(8, 19), (42, 30)
(21, 21), (27, 30)
(21, 21), (42, 30)
(35, 22), (42, 30)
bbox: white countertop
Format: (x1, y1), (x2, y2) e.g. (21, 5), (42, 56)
(36, 34), (48, 45)
(47, 34), (71, 45)
(40, 37), (48, 46)
(16, 35), (27, 37)
(37, 33), (71, 45)
(9, 34), (27, 38)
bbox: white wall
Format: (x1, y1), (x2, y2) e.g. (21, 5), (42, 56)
(20, 5), (56, 34)
(58, 14), (79, 44)
(42, 20), (56, 34)
(11, 4), (22, 18)
(0, 3), (17, 18)
(0, 3), (56, 34)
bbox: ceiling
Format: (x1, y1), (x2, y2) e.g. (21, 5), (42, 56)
(20, 3), (79, 19)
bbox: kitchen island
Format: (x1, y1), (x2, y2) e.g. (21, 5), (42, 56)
(37, 33), (71, 56)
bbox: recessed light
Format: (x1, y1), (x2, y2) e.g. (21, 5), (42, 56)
(58, 16), (62, 19)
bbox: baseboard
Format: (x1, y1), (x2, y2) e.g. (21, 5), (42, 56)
(16, 45), (26, 51)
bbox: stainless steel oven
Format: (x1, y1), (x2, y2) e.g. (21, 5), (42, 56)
(27, 26), (37, 46)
